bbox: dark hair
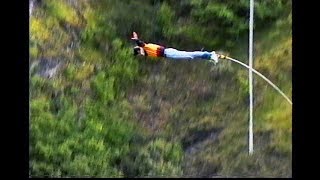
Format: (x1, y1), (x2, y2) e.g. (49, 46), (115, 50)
(133, 47), (140, 56)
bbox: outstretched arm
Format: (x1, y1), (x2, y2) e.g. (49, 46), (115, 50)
(131, 32), (145, 47)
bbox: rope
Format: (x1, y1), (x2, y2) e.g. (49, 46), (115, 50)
(218, 55), (292, 105)
(248, 0), (254, 155)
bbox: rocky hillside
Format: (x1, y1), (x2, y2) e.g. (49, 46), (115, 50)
(30, 0), (291, 177)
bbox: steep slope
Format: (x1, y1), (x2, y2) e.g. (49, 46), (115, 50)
(29, 0), (291, 177)
(126, 11), (292, 178)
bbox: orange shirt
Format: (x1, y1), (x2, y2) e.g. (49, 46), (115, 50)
(134, 39), (165, 57)
(143, 43), (165, 57)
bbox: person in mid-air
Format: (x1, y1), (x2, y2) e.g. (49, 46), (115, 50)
(131, 32), (221, 64)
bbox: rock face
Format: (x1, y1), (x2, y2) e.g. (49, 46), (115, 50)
(29, 0), (34, 16)
(36, 58), (61, 79)
(30, 0), (43, 16)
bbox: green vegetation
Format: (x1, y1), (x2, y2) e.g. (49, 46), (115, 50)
(30, 0), (291, 177)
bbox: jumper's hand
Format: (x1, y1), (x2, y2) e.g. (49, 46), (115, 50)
(131, 32), (138, 40)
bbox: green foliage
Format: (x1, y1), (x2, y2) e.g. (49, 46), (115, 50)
(127, 138), (183, 177)
(30, 94), (140, 177)
(45, 0), (81, 26)
(81, 5), (116, 47)
(30, 12), (71, 58)
(236, 71), (249, 98)
(92, 72), (116, 103)
(255, 1), (290, 21)
(157, 3), (176, 40)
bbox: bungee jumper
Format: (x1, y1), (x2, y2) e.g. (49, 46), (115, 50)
(131, 32), (224, 64)
(130, 31), (292, 105)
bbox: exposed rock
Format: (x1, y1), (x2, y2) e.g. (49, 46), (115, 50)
(35, 58), (62, 79)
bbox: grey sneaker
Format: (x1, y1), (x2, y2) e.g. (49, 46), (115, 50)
(210, 51), (219, 64)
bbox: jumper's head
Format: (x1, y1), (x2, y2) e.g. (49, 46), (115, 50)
(133, 46), (145, 56)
